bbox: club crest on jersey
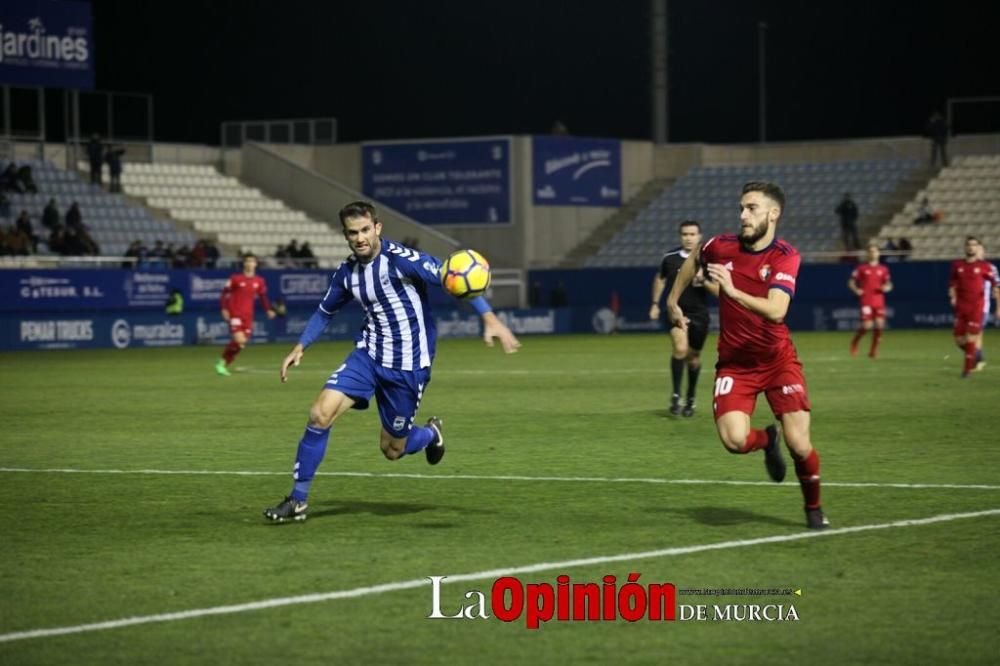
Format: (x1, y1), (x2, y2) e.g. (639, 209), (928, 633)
(759, 264), (771, 281)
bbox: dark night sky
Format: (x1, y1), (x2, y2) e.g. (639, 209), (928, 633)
(86, 0), (999, 146)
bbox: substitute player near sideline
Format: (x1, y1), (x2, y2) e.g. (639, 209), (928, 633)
(848, 244), (893, 358)
(264, 201), (520, 522)
(667, 181), (828, 530)
(650, 220), (718, 416)
(949, 236), (998, 377)
(216, 253), (276, 376)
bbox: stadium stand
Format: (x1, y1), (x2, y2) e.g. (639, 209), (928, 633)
(1, 158), (198, 258)
(583, 159), (922, 268)
(81, 161), (350, 268)
(876, 154), (1000, 260)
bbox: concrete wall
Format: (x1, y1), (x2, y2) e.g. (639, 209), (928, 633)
(240, 142), (460, 260)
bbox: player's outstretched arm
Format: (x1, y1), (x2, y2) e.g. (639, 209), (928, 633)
(280, 344), (305, 383)
(481, 311), (521, 353)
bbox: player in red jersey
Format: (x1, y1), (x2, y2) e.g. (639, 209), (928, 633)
(948, 236), (998, 377)
(848, 244), (893, 358)
(216, 253), (276, 376)
(972, 242), (999, 371)
(667, 181), (828, 529)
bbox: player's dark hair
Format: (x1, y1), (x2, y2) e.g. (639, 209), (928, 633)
(242, 252), (257, 261)
(966, 235), (980, 243)
(742, 181), (785, 210)
(339, 201), (379, 227)
(678, 220), (701, 232)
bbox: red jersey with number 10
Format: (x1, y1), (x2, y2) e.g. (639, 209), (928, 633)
(949, 259), (995, 315)
(701, 234), (800, 367)
(220, 273), (271, 320)
(851, 262), (891, 308)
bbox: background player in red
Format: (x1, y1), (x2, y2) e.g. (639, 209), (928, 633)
(848, 243), (893, 358)
(667, 181), (828, 530)
(216, 253), (276, 376)
(949, 236), (998, 378)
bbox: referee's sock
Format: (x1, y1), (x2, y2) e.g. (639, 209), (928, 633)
(670, 357), (685, 396)
(686, 364), (701, 403)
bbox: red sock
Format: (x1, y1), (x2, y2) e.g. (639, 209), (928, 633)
(222, 341), (241, 365)
(850, 329), (865, 351)
(793, 448), (821, 509)
(870, 328), (882, 355)
(740, 428), (770, 453)
(964, 341), (977, 375)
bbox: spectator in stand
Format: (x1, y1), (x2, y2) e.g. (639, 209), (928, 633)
(66, 202), (84, 231)
(1, 163), (17, 192)
(172, 244), (191, 268)
(123, 239), (145, 268)
(0, 192), (9, 218)
(286, 239), (300, 262)
(203, 239), (220, 268)
(15, 165), (38, 194)
(914, 197), (936, 225)
(48, 226), (68, 255)
(15, 210), (38, 253)
(299, 241), (317, 268)
(148, 240), (168, 264)
(42, 198), (61, 231)
(835, 192), (861, 250)
(189, 239), (207, 268)
(881, 238), (900, 263)
(65, 226), (99, 255)
(925, 111), (949, 168)
(898, 237), (912, 261)
(2, 223), (31, 255)
(274, 243), (289, 267)
(87, 134), (104, 186)
(105, 145), (125, 193)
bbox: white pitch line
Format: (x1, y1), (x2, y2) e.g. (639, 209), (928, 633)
(1, 507), (998, 644)
(0, 467), (998, 491)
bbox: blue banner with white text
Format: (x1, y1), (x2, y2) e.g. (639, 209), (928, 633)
(532, 136), (622, 206)
(361, 138), (511, 224)
(0, 0), (95, 89)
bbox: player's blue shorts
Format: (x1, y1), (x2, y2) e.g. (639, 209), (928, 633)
(324, 348), (432, 438)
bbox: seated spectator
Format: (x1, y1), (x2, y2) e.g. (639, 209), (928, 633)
(0, 163), (17, 192)
(172, 244), (191, 268)
(123, 239), (146, 268)
(898, 237), (912, 260)
(299, 241), (317, 268)
(881, 238), (900, 263)
(285, 239), (300, 261)
(15, 165), (38, 194)
(0, 192), (9, 217)
(15, 210), (38, 253)
(147, 240), (168, 264)
(65, 202), (84, 231)
(202, 239), (219, 268)
(913, 197), (936, 225)
(189, 239), (206, 268)
(42, 198), (60, 230)
(64, 226), (99, 255)
(48, 226), (68, 255)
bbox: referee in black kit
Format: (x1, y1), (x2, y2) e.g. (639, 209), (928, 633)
(649, 221), (717, 417)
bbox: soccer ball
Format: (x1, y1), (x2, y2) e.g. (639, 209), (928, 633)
(441, 249), (491, 298)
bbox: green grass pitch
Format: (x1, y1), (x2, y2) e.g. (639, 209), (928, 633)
(1, 331), (998, 664)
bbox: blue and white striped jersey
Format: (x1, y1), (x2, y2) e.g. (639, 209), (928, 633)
(313, 239), (443, 370)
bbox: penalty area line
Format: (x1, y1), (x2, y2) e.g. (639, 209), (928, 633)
(1, 508), (998, 643)
(1, 467), (999, 491)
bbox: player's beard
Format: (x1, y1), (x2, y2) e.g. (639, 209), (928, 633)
(739, 218), (769, 248)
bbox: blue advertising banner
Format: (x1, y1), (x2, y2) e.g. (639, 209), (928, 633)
(0, 308), (566, 351)
(532, 136), (622, 206)
(361, 138), (511, 224)
(0, 0), (95, 89)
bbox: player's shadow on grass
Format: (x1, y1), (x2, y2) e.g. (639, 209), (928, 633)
(654, 506), (800, 528)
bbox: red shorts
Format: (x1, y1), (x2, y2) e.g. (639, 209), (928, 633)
(228, 315), (254, 337)
(859, 303), (885, 321)
(712, 358), (811, 420)
(953, 310), (983, 337)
